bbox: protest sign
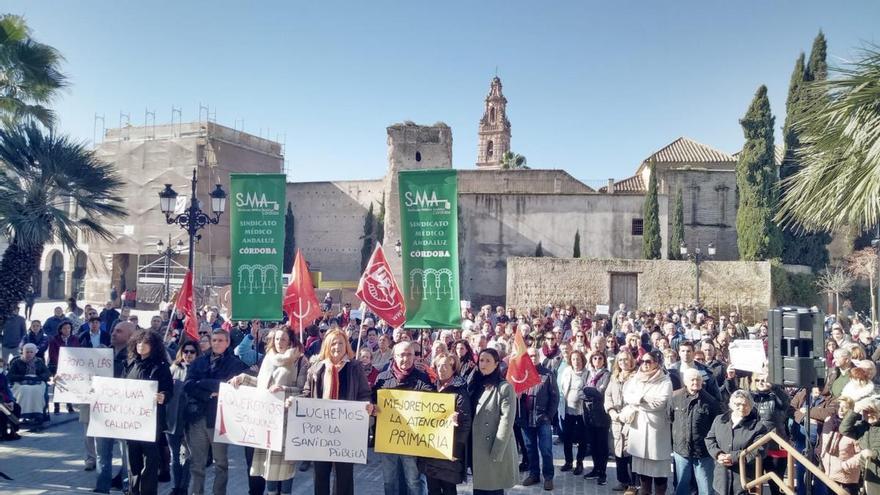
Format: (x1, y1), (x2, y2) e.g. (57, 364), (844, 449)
(285, 397), (369, 463)
(595, 304), (610, 316)
(729, 339), (768, 373)
(374, 389), (455, 460)
(214, 383), (285, 452)
(53, 347), (114, 404)
(87, 377), (157, 442)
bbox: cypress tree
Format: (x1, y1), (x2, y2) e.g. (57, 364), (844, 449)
(573, 230), (581, 258)
(642, 163), (661, 259)
(779, 34), (831, 270)
(283, 201), (295, 273)
(376, 193), (385, 245)
(668, 188), (684, 260)
(360, 203), (375, 271)
(736, 85), (782, 260)
(535, 241), (544, 257)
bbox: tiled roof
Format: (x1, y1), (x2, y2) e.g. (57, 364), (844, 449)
(598, 174), (645, 193)
(645, 137), (736, 164)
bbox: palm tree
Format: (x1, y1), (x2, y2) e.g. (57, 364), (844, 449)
(500, 151), (528, 170)
(777, 48), (880, 232)
(0, 123), (126, 327)
(0, 14), (68, 128)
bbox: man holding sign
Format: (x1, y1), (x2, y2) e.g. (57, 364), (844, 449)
(373, 341), (435, 495)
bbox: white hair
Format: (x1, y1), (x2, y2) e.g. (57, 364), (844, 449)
(682, 368), (703, 383)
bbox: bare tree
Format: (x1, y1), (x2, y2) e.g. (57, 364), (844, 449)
(847, 247), (879, 324)
(817, 265), (855, 315)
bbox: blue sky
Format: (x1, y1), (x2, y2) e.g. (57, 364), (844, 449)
(8, 1), (879, 185)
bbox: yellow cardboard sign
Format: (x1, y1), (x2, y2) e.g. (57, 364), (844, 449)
(374, 389), (455, 460)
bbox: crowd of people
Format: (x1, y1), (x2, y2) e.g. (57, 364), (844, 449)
(2, 297), (880, 495)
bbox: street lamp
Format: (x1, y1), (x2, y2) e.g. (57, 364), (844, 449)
(680, 242), (716, 307)
(158, 168), (227, 270)
(156, 236), (184, 303)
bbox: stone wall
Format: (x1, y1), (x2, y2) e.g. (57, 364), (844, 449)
(460, 193), (668, 306)
(662, 169), (738, 260)
(506, 257), (772, 320)
(287, 179), (384, 281)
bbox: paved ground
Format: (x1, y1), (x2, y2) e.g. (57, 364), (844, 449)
(0, 411), (619, 495)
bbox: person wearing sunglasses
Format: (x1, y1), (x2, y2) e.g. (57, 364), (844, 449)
(164, 341), (200, 495)
(582, 351), (611, 485)
(620, 350), (673, 495)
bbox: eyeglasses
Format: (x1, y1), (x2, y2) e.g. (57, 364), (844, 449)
(591, 356), (604, 361)
(640, 359), (655, 365)
(182, 350), (197, 355)
(199, 331), (208, 335)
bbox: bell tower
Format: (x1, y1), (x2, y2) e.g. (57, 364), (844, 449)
(476, 76), (511, 169)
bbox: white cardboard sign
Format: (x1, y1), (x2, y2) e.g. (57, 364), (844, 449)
(213, 383), (285, 452)
(53, 347), (115, 404)
(729, 339), (768, 373)
(285, 397), (369, 464)
(87, 377), (158, 442)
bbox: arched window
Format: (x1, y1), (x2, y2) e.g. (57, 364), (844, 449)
(489, 107), (496, 123)
(487, 140), (494, 158)
(415, 151), (421, 162)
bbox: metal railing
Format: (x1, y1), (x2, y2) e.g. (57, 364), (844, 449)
(738, 431), (848, 495)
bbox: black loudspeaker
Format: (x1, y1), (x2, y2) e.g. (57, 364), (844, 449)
(767, 306), (826, 388)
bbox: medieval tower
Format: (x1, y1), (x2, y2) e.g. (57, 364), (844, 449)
(476, 76), (511, 168)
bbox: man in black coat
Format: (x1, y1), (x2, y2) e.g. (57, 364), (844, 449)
(518, 347), (559, 491)
(669, 368), (722, 495)
(373, 341), (435, 495)
(668, 340), (722, 401)
(184, 329), (248, 495)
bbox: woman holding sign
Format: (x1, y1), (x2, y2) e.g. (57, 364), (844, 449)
(230, 327), (305, 495)
(125, 329), (173, 495)
(469, 348), (518, 495)
(301, 329), (372, 495)
(418, 354), (472, 495)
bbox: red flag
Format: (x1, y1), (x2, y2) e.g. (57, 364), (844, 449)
(356, 243), (407, 328)
(177, 270), (200, 342)
(283, 250), (321, 332)
(506, 326), (541, 394)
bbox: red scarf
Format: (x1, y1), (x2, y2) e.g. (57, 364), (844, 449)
(391, 360), (413, 383)
(327, 361), (343, 400)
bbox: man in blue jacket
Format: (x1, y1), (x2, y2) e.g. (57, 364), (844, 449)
(184, 329), (248, 495)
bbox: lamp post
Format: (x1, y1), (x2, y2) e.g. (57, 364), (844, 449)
(680, 242), (716, 307)
(156, 235), (184, 303)
(158, 168), (227, 271)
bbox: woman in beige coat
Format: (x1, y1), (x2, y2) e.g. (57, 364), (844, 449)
(605, 350), (637, 492)
(469, 348), (518, 495)
(820, 397), (862, 494)
(230, 327), (305, 495)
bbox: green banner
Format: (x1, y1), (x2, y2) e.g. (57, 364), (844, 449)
(230, 174), (286, 321)
(399, 170), (461, 328)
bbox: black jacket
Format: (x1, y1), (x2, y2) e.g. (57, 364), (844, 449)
(302, 360), (372, 402)
(126, 355), (174, 440)
(516, 364), (558, 428)
(372, 366), (435, 399)
(705, 410), (768, 495)
(76, 329), (111, 349)
(183, 350), (248, 426)
(668, 388), (722, 458)
(417, 375), (473, 484)
(668, 362), (722, 401)
(752, 384), (791, 444)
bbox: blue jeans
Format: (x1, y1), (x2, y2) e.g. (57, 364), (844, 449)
(266, 478), (293, 494)
(166, 432), (191, 492)
(380, 453), (425, 495)
(672, 452), (713, 495)
(522, 422), (554, 480)
(95, 437), (128, 492)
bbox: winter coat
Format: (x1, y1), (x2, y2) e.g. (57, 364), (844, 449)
(21, 331), (49, 360)
(582, 368), (611, 428)
(183, 350), (249, 426)
(841, 379), (879, 412)
(558, 365), (586, 416)
(1, 315), (25, 349)
(819, 416), (861, 485)
(705, 410), (768, 495)
(841, 411), (880, 495)
(516, 364), (558, 428)
(243, 349), (305, 482)
(47, 333), (80, 370)
(164, 363), (190, 436)
(668, 361), (722, 401)
(605, 373), (632, 457)
(623, 368), (673, 462)
(471, 380), (519, 491)
(7, 356), (50, 384)
(126, 355), (174, 441)
(76, 329), (111, 349)
(302, 359), (372, 403)
(668, 388), (722, 459)
(372, 366), (435, 400)
(752, 384), (791, 448)
(418, 375), (473, 484)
